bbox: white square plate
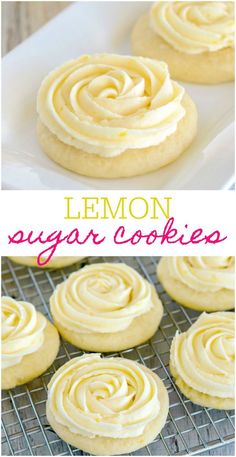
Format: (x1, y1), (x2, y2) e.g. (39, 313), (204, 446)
(2, 1), (235, 190)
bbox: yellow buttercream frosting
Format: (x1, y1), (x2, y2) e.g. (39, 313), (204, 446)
(37, 54), (185, 157)
(50, 263), (155, 334)
(170, 312), (235, 400)
(150, 2), (234, 54)
(2, 296), (46, 369)
(47, 354), (160, 438)
(166, 256), (234, 292)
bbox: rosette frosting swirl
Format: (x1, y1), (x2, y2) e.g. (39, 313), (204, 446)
(2, 296), (46, 369)
(50, 263), (154, 333)
(166, 256), (234, 292)
(170, 312), (235, 399)
(150, 2), (234, 54)
(47, 354), (160, 438)
(37, 54), (185, 157)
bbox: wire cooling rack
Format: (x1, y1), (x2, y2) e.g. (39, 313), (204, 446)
(1, 256), (235, 456)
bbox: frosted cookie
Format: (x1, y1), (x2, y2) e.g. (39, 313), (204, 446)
(37, 53), (197, 178)
(132, 2), (234, 84)
(50, 262), (163, 352)
(157, 257), (234, 311)
(2, 296), (59, 390)
(46, 354), (169, 455)
(170, 312), (235, 409)
(8, 256), (85, 269)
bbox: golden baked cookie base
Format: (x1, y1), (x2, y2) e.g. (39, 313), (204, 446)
(2, 320), (60, 390)
(37, 94), (197, 179)
(157, 257), (234, 312)
(51, 286), (163, 352)
(131, 14), (234, 84)
(46, 367), (169, 455)
(8, 256), (85, 269)
(170, 361), (234, 410)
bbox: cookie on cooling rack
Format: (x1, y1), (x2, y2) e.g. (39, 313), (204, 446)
(46, 353), (169, 455)
(49, 262), (163, 352)
(131, 1), (234, 84)
(157, 256), (234, 311)
(8, 256), (85, 269)
(170, 312), (235, 409)
(2, 296), (60, 390)
(37, 53), (197, 178)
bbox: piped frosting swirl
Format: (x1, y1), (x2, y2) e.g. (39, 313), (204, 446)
(150, 2), (234, 54)
(2, 296), (46, 369)
(170, 312), (235, 399)
(166, 256), (234, 292)
(37, 54), (185, 157)
(47, 354), (160, 438)
(50, 263), (155, 334)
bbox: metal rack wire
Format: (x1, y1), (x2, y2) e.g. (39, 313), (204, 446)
(1, 256), (235, 456)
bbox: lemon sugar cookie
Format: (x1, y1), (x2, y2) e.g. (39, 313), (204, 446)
(170, 312), (235, 409)
(132, 2), (234, 84)
(37, 53), (197, 178)
(50, 262), (163, 352)
(2, 296), (60, 390)
(157, 256), (234, 311)
(8, 256), (85, 269)
(46, 354), (169, 455)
